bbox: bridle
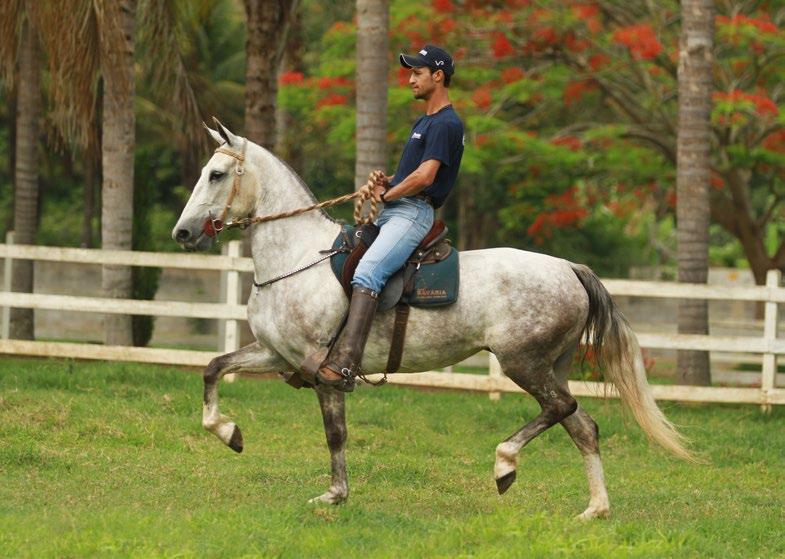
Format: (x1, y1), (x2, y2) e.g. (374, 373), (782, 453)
(201, 140), (247, 238)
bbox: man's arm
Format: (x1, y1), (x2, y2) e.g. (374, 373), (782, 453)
(372, 159), (440, 202)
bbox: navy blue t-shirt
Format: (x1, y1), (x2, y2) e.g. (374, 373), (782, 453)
(390, 105), (464, 208)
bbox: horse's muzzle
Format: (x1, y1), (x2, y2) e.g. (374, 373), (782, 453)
(172, 222), (214, 251)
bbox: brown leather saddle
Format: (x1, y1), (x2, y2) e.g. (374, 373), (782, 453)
(338, 219), (452, 311)
(288, 219), (458, 390)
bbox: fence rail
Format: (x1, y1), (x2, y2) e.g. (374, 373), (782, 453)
(1, 239), (783, 407)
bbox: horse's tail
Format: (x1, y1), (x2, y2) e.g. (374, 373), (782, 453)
(570, 263), (694, 461)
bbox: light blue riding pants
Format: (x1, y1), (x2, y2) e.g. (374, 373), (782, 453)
(352, 196), (435, 294)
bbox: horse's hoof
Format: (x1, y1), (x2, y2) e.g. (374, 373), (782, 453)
(228, 425), (243, 453)
(495, 471), (516, 495)
(576, 506), (610, 521)
(308, 489), (347, 505)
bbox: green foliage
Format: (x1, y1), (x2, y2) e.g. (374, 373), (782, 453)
(131, 146), (163, 347)
(1, 358), (785, 557)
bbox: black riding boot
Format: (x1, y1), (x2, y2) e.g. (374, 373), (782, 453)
(317, 286), (379, 392)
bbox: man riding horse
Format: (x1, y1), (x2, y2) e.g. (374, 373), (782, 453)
(317, 45), (466, 392)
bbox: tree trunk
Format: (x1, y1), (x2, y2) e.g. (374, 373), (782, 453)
(244, 0), (293, 149)
(676, 0), (714, 385)
(100, 0), (136, 346)
(10, 18), (40, 340)
(274, 6), (303, 172)
(355, 0), (388, 190)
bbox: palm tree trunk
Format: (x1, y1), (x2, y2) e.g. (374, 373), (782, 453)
(100, 0), (136, 346)
(676, 0), (714, 385)
(243, 0), (294, 149)
(10, 18), (40, 340)
(354, 0), (388, 190)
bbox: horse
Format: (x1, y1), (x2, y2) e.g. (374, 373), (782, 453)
(172, 121), (692, 520)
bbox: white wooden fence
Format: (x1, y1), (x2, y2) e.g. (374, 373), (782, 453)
(1, 238), (783, 407)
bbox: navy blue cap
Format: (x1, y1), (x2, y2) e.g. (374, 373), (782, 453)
(399, 44), (455, 76)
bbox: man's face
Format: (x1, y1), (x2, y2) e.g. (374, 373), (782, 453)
(408, 66), (440, 99)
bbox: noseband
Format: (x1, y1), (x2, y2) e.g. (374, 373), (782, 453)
(202, 140), (247, 238)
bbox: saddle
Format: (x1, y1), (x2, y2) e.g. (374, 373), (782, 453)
(288, 220), (460, 390)
(329, 220), (459, 311)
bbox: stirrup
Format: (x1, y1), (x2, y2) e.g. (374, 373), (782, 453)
(316, 366), (357, 392)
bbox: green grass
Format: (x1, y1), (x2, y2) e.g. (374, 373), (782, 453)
(1, 358), (784, 558)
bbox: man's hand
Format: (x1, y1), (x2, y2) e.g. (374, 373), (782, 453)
(370, 170), (391, 189)
(368, 170), (392, 203)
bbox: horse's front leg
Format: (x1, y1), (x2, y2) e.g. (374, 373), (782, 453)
(202, 341), (288, 452)
(309, 386), (349, 504)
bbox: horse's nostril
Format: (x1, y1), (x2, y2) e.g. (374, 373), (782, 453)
(175, 229), (191, 243)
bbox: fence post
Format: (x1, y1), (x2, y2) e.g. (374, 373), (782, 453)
(761, 268), (781, 412)
(489, 352), (502, 401)
(2, 231), (13, 339)
(222, 240), (243, 382)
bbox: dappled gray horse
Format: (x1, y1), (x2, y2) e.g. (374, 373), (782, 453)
(173, 122), (691, 520)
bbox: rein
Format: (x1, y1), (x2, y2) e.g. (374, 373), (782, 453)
(206, 142), (381, 288)
(203, 142), (378, 237)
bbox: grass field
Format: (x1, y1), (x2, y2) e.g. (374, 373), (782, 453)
(1, 357), (784, 558)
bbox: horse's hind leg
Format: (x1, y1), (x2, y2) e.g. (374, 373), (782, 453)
(561, 408), (609, 520)
(494, 356), (578, 494)
(309, 386), (349, 505)
(554, 348), (610, 520)
(203, 342), (288, 452)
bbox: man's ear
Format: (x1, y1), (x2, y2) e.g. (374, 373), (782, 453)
(433, 69), (444, 83)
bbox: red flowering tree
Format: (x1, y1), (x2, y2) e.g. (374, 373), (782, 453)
(277, 0), (785, 279)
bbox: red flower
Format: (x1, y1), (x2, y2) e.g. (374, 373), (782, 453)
(714, 89), (779, 117)
(746, 92), (778, 116)
(472, 88), (492, 109)
(397, 66), (410, 87)
(762, 129), (785, 153)
(532, 26), (557, 46)
(710, 173), (725, 190)
(501, 67), (525, 83)
(316, 93), (348, 108)
(563, 81), (596, 107)
(432, 0), (454, 13)
(613, 24), (662, 60)
(717, 14), (777, 34)
(280, 71), (304, 85)
(491, 32), (515, 58)
(572, 3), (599, 19)
(588, 53), (609, 71)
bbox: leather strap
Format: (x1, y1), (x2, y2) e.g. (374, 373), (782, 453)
(385, 303), (411, 374)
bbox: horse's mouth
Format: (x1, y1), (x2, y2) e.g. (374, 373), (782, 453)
(178, 232), (214, 252)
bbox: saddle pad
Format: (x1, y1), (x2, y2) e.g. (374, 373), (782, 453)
(401, 247), (459, 307)
(329, 224), (459, 309)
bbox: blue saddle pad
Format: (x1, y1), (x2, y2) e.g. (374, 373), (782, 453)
(329, 224), (459, 309)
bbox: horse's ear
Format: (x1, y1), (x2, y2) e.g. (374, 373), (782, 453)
(212, 116), (238, 147)
(203, 122), (224, 145)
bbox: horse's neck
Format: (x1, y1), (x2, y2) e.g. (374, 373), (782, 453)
(248, 148), (340, 281)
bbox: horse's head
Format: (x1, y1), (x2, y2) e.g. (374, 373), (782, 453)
(172, 119), (258, 250)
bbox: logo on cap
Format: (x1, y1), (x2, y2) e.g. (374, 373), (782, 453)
(419, 49), (428, 55)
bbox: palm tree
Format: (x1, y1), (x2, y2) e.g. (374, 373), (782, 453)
(243, 0), (297, 149)
(5, 14), (41, 340)
(354, 0), (388, 190)
(676, 0), (714, 385)
(98, 0), (137, 346)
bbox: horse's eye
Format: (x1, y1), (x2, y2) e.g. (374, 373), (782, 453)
(209, 170), (225, 182)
